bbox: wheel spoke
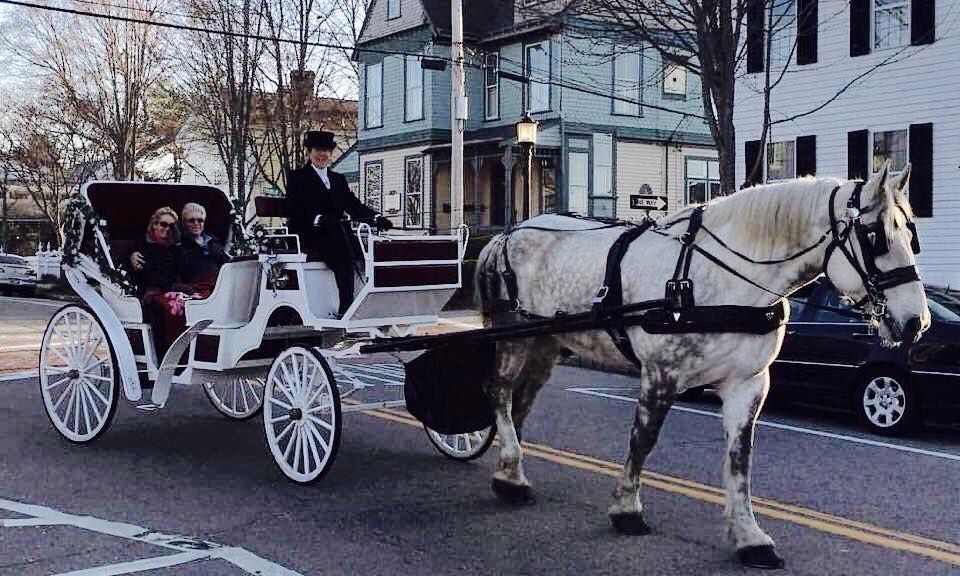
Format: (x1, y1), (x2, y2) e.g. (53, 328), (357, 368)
(268, 397), (293, 410)
(292, 426), (303, 472)
(279, 359), (299, 403)
(231, 377), (239, 410)
(47, 344), (72, 368)
(270, 414), (290, 424)
(83, 373), (113, 383)
(305, 420), (330, 453)
(239, 378), (250, 413)
(275, 421), (295, 443)
(79, 383), (93, 434)
(304, 421), (323, 466)
(84, 377), (110, 408)
(83, 356), (109, 372)
(283, 426), (298, 461)
(44, 365), (70, 375)
(306, 413), (333, 432)
(52, 382), (73, 412)
(44, 376), (70, 391)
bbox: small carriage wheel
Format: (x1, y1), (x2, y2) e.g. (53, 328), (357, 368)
(203, 374), (265, 420)
(38, 305), (119, 443)
(424, 426), (495, 461)
(263, 346), (342, 484)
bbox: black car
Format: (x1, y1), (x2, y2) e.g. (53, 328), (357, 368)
(770, 279), (960, 435)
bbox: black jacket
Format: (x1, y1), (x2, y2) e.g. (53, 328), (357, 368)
(180, 233), (230, 282)
(132, 239), (188, 295)
(285, 164), (377, 265)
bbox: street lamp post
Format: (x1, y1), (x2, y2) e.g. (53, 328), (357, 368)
(515, 114), (538, 222)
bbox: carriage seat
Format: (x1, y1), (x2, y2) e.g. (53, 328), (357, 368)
(185, 259), (260, 327)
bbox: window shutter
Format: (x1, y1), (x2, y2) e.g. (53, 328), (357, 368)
(850, 0), (871, 57)
(746, 0), (765, 73)
(744, 140), (762, 186)
(847, 130), (869, 180)
(912, 0), (936, 46)
(796, 135), (817, 176)
(797, 0), (819, 65)
(909, 123), (933, 217)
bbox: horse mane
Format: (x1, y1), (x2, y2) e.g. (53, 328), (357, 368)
(698, 177), (842, 260)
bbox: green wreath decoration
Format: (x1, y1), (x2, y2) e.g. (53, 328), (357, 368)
(62, 194), (139, 296)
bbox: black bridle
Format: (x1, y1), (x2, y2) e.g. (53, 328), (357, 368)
(823, 182), (921, 327)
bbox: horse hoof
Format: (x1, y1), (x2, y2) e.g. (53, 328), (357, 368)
(609, 512), (651, 535)
(737, 545), (785, 570)
(491, 478), (535, 505)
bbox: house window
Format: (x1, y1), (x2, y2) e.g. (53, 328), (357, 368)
(404, 157), (424, 228)
(766, 141), (796, 181)
(387, 0), (400, 19)
(526, 42), (550, 113)
(485, 53), (499, 120)
(364, 62), (382, 128)
(875, 0), (910, 50)
(873, 129), (908, 173)
(685, 158), (720, 204)
(769, 0), (795, 67)
(404, 56), (423, 121)
(663, 63), (687, 96)
(591, 135), (615, 217)
(364, 161), (383, 212)
(612, 49), (640, 115)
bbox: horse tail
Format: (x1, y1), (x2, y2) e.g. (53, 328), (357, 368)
(475, 234), (506, 318)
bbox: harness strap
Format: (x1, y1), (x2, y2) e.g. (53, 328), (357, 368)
(591, 219), (657, 368)
(665, 206), (704, 311)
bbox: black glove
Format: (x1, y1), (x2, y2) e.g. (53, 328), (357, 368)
(375, 216), (393, 231)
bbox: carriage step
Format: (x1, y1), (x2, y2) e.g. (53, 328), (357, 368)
(135, 403), (160, 412)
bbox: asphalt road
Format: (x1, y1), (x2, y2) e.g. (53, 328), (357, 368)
(1, 297), (959, 575)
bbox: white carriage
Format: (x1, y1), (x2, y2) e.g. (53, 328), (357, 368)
(39, 182), (494, 484)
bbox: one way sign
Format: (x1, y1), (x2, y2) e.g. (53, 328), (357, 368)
(630, 194), (668, 211)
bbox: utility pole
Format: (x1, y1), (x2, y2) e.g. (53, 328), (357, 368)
(450, 0), (466, 230)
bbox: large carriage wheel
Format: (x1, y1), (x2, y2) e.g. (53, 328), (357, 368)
(424, 426), (495, 461)
(203, 374), (265, 420)
(263, 346), (342, 484)
(38, 305), (119, 443)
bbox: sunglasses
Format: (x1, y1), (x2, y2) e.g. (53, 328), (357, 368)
(185, 218), (205, 224)
(155, 221), (176, 229)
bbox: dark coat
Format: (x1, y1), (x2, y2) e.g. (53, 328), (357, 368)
(180, 233), (230, 282)
(285, 163), (377, 265)
(132, 239), (188, 295)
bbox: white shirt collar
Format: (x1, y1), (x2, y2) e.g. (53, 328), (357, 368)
(311, 164), (330, 187)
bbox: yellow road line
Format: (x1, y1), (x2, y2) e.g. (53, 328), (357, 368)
(364, 407), (960, 566)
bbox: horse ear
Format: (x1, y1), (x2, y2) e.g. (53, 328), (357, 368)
(866, 160), (890, 204)
(895, 163), (912, 192)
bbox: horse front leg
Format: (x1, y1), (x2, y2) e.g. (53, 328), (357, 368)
(608, 372), (676, 535)
(717, 370), (784, 570)
(486, 341), (535, 505)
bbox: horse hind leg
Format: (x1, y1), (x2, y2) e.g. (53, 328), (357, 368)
(510, 337), (561, 440)
(486, 339), (543, 505)
(717, 371), (785, 570)
(608, 372), (676, 535)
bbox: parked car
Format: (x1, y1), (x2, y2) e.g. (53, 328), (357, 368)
(769, 279), (960, 435)
(0, 253), (38, 296)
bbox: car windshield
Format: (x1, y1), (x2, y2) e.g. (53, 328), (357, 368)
(926, 288), (960, 317)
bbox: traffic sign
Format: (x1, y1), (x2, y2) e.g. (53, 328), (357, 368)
(630, 194), (668, 211)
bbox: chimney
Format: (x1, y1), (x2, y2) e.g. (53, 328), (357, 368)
(290, 69), (316, 105)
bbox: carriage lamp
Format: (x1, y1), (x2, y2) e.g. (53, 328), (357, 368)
(515, 114), (538, 222)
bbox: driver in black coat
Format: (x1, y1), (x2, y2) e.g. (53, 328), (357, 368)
(285, 130), (393, 316)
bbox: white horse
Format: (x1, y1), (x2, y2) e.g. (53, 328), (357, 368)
(474, 164), (929, 569)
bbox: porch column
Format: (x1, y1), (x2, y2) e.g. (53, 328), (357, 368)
(501, 146), (515, 226)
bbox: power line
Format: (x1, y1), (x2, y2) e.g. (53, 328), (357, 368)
(0, 0), (701, 119)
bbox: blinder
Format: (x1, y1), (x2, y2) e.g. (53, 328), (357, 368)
(858, 218), (921, 258)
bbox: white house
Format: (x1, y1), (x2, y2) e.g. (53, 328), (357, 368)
(733, 0), (957, 286)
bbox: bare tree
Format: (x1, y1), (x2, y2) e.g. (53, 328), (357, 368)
(4, 0), (170, 180)
(0, 103), (102, 247)
(176, 0), (266, 205)
(251, 0), (357, 192)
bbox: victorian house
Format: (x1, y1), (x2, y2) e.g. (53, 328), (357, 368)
(344, 0), (718, 234)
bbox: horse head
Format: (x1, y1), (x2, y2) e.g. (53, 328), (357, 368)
(824, 161), (930, 346)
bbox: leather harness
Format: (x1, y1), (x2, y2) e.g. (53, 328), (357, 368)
(483, 183), (921, 370)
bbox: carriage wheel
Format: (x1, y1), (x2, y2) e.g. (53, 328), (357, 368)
(38, 305), (119, 443)
(425, 426), (495, 461)
(203, 374), (265, 420)
(263, 346), (341, 484)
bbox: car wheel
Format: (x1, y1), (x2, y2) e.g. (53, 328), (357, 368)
(855, 370), (918, 436)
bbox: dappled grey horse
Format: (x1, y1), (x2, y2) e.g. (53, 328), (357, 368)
(475, 164), (929, 569)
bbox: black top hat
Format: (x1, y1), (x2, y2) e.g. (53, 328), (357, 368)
(303, 130), (336, 150)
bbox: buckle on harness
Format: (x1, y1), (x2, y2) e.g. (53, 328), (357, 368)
(665, 279), (695, 311)
(592, 285), (609, 304)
